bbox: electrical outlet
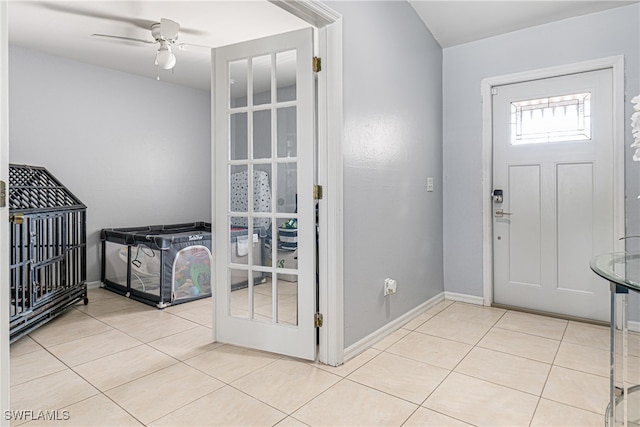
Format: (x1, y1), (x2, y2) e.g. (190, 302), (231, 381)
(384, 278), (397, 296)
(427, 177), (434, 192)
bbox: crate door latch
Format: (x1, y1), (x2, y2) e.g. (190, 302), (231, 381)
(0, 180), (5, 208)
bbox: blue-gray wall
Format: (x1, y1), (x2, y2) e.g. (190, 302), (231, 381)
(9, 46), (212, 283)
(329, 1), (444, 348)
(442, 4), (640, 298)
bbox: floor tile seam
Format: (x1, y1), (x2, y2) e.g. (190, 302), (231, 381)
(43, 327), (146, 360)
(559, 337), (609, 352)
(448, 371), (547, 399)
(407, 328), (480, 349)
(136, 322), (203, 343)
(453, 351), (554, 392)
(68, 346), (182, 392)
(15, 336), (132, 387)
(95, 315), (201, 344)
(26, 388), (104, 418)
(376, 347), (456, 377)
(537, 364), (607, 415)
(169, 307), (214, 322)
(97, 392), (147, 427)
(228, 373), (341, 417)
(418, 399), (486, 427)
(551, 358), (609, 379)
(9, 363), (69, 388)
(140, 379), (228, 426)
(398, 406), (422, 427)
(535, 396), (607, 417)
(270, 415), (308, 427)
(215, 354), (289, 384)
(75, 303), (152, 320)
(60, 342), (147, 371)
(217, 382), (291, 418)
(421, 307), (505, 328)
(84, 357), (184, 393)
(527, 396), (544, 427)
(10, 337), (48, 358)
(492, 325), (564, 342)
(26, 325), (116, 350)
(334, 377), (422, 410)
(10, 368), (103, 411)
(547, 363), (611, 381)
(383, 346), (460, 371)
(182, 349), (284, 385)
(343, 367), (448, 408)
(469, 341), (556, 368)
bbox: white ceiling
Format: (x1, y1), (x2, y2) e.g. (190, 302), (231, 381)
(8, 1), (639, 91)
(409, 0), (637, 48)
(7, 1), (310, 91)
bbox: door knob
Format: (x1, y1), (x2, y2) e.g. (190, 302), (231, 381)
(495, 209), (512, 218)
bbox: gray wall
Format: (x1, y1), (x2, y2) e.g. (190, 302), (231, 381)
(9, 46), (211, 283)
(442, 4), (640, 298)
(329, 1), (444, 347)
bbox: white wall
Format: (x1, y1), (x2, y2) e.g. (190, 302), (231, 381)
(328, 1), (444, 347)
(1, 2), (10, 422)
(9, 46), (211, 283)
(443, 4), (640, 298)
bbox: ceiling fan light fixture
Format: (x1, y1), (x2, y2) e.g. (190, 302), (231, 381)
(155, 43), (176, 70)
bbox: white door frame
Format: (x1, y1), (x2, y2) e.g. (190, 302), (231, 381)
(0, 0), (10, 422)
(265, 0), (344, 365)
(481, 56), (625, 307)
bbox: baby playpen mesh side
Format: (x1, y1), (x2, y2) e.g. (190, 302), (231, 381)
(101, 222), (213, 308)
(8, 164), (87, 342)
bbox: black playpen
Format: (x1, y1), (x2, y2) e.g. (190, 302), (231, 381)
(101, 222), (213, 308)
(8, 164), (88, 342)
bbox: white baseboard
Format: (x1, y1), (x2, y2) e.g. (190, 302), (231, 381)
(343, 292), (445, 362)
(86, 281), (102, 289)
(444, 291), (484, 306)
(628, 320), (640, 333)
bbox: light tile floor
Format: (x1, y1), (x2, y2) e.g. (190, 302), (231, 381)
(9, 288), (609, 426)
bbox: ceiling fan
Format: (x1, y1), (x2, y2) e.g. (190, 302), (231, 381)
(92, 18), (207, 70)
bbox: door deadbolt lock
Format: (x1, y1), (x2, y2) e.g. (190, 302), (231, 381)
(492, 189), (503, 204)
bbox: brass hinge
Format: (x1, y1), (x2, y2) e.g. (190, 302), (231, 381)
(0, 180), (5, 208)
(314, 312), (323, 328)
(10, 213), (23, 225)
(313, 185), (323, 200)
(312, 56), (321, 73)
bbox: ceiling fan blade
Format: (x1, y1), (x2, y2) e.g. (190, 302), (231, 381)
(92, 34), (157, 45)
(176, 42), (212, 52)
(41, 3), (156, 30)
(160, 18), (180, 41)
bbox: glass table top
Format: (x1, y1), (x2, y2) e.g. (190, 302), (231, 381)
(590, 252), (640, 291)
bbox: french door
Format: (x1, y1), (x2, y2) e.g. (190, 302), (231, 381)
(492, 69), (614, 322)
(214, 28), (316, 360)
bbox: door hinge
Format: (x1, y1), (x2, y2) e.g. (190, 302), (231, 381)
(10, 213), (23, 225)
(314, 312), (323, 328)
(0, 180), (5, 208)
(313, 185), (323, 200)
(312, 56), (321, 73)
(491, 87), (498, 95)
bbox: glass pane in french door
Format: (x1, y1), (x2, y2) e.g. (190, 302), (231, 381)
(225, 47), (299, 325)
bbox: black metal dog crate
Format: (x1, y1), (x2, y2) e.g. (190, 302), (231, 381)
(9, 164), (88, 343)
(101, 222), (213, 308)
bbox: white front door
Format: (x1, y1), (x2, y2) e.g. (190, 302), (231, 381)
(492, 69), (614, 322)
(214, 28), (316, 360)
